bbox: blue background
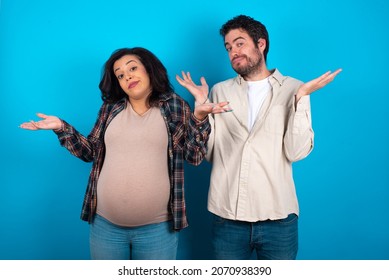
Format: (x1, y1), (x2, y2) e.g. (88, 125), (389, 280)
(1, 0), (388, 260)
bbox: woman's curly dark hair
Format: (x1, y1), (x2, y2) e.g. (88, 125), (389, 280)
(220, 15), (270, 62)
(99, 47), (173, 105)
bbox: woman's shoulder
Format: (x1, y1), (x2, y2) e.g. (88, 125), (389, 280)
(97, 98), (126, 115)
(161, 92), (189, 106)
(102, 97), (126, 107)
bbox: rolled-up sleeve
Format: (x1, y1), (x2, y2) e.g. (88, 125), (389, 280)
(284, 95), (314, 162)
(184, 110), (211, 165)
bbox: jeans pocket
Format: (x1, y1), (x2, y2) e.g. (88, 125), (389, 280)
(275, 213), (298, 225)
(212, 214), (226, 225)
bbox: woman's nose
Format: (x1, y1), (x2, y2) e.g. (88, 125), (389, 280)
(126, 73), (133, 80)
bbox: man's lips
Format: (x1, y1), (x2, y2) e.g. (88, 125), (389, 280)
(232, 56), (245, 64)
(128, 81), (139, 89)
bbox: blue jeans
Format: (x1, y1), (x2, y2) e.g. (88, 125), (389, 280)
(89, 214), (178, 260)
(212, 214), (298, 260)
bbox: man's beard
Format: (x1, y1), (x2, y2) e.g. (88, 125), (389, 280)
(232, 49), (263, 78)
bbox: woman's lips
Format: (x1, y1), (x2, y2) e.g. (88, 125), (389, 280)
(128, 81), (139, 89)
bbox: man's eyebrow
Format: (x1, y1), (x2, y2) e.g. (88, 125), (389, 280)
(114, 60), (136, 73)
(224, 36), (246, 47)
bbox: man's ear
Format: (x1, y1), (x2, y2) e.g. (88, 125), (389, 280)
(257, 38), (266, 51)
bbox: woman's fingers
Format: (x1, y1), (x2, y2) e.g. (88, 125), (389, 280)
(20, 122), (39, 130)
(36, 112), (49, 119)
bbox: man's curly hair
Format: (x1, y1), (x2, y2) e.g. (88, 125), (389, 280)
(220, 15), (269, 61)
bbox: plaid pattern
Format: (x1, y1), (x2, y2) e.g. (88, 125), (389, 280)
(54, 92), (210, 230)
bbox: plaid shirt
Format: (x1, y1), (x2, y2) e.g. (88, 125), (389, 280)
(54, 92), (210, 230)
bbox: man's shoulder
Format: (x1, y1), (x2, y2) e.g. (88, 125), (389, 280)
(212, 76), (239, 90)
(271, 69), (303, 87)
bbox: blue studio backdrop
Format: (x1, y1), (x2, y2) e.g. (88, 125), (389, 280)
(1, 0), (388, 259)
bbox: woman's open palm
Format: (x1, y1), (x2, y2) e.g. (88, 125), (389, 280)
(20, 113), (62, 131)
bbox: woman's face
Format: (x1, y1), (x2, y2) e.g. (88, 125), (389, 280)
(113, 54), (152, 102)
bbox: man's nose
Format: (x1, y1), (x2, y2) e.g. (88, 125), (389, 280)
(230, 46), (239, 57)
(230, 50), (239, 60)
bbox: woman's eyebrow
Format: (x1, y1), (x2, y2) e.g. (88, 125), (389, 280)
(114, 60), (137, 73)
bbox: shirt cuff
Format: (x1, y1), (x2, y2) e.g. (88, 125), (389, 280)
(53, 120), (73, 136)
(295, 95), (310, 112)
(191, 113), (209, 125)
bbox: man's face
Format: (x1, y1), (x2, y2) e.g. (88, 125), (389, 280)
(224, 28), (265, 78)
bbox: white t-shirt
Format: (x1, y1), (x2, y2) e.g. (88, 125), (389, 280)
(247, 78), (271, 131)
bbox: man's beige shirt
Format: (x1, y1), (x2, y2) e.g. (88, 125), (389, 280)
(207, 69), (314, 221)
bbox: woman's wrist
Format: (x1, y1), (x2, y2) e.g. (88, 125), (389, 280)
(193, 110), (207, 121)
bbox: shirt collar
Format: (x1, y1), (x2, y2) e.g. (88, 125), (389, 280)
(236, 68), (286, 86)
(158, 92), (173, 102)
(116, 92), (173, 105)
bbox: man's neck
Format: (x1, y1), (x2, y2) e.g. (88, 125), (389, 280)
(243, 66), (271, 81)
